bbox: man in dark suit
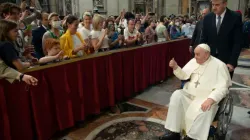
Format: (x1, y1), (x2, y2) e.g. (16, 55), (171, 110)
(190, 8), (210, 56)
(32, 12), (49, 59)
(201, 0), (243, 78)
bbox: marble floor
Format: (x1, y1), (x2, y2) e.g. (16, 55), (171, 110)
(57, 49), (250, 140)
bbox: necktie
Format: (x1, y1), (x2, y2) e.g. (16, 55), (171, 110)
(217, 15), (221, 33)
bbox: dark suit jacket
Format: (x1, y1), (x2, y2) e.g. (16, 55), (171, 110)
(32, 26), (47, 59)
(191, 20), (203, 48)
(201, 8), (243, 67)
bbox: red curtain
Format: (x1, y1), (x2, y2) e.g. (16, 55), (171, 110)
(0, 39), (190, 140)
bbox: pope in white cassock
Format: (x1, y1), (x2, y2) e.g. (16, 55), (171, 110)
(159, 44), (232, 140)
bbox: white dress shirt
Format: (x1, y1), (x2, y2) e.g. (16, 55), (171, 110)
(72, 34), (83, 56)
(216, 9), (227, 25)
(42, 25), (47, 30)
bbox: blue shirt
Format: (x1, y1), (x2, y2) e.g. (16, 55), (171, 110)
(110, 32), (121, 50)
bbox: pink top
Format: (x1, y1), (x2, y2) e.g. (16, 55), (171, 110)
(145, 27), (156, 44)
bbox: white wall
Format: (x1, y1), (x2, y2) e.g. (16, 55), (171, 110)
(79, 0), (93, 18)
(164, 0), (180, 16)
(107, 0), (119, 16)
(165, 0), (180, 16)
(49, 0), (57, 13)
(227, 0), (239, 11)
(118, 0), (130, 14)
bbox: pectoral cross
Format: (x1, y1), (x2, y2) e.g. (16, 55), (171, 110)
(194, 81), (200, 88)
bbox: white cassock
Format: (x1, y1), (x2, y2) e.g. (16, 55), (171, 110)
(165, 56), (232, 140)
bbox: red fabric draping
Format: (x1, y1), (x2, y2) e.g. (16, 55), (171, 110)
(0, 39), (190, 140)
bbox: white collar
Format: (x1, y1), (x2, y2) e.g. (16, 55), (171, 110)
(216, 9), (227, 19)
(42, 25), (47, 30)
(200, 56), (211, 66)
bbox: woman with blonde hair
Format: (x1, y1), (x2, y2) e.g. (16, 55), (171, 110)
(60, 15), (88, 58)
(90, 14), (109, 52)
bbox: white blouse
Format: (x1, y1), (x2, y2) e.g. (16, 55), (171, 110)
(90, 29), (109, 49)
(78, 26), (91, 40)
(72, 34), (83, 56)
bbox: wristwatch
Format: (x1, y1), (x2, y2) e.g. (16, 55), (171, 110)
(19, 74), (24, 81)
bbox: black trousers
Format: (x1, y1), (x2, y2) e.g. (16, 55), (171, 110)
(230, 71), (234, 79)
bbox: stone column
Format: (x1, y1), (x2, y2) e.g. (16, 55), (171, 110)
(181, 0), (189, 15)
(107, 0), (119, 16)
(238, 0), (246, 18)
(189, 0), (192, 17)
(79, 0), (93, 16)
(164, 0), (180, 16)
(71, 0), (80, 17)
(227, 0), (239, 11)
(118, 0), (129, 14)
(49, 0), (57, 12)
(157, 0), (160, 18)
(130, 0), (135, 13)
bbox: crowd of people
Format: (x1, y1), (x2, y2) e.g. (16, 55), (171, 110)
(0, 0), (249, 140)
(0, 1), (204, 85)
(0, 1), (248, 86)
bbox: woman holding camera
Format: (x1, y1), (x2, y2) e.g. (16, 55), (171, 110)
(90, 14), (109, 52)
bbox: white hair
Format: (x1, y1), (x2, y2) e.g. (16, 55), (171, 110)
(197, 44), (211, 53)
(82, 12), (92, 19)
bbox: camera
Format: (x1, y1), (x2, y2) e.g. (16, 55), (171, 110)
(25, 6), (35, 13)
(148, 12), (155, 16)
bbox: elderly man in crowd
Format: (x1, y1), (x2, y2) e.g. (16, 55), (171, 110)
(159, 44), (231, 140)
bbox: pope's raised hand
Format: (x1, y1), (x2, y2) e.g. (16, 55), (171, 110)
(169, 58), (178, 70)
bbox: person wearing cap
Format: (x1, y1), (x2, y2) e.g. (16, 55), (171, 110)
(160, 44), (232, 140)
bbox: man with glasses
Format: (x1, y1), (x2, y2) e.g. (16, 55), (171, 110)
(201, 0), (243, 78)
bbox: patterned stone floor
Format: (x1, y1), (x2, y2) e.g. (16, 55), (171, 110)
(227, 49), (250, 140)
(93, 120), (167, 140)
(58, 49), (250, 140)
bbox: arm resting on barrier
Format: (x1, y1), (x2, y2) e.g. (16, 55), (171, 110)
(0, 60), (21, 83)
